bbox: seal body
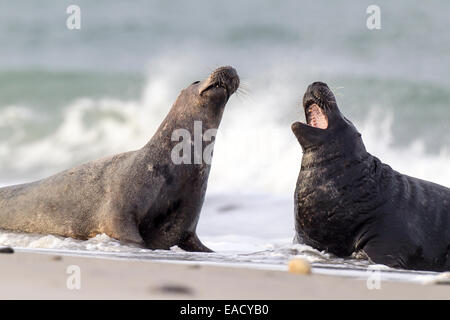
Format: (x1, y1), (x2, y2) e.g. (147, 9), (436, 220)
(292, 82), (450, 271)
(0, 66), (240, 252)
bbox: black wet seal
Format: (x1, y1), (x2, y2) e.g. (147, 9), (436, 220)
(0, 247), (14, 254)
(152, 284), (194, 296)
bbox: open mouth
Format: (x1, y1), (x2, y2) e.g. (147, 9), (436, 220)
(305, 102), (328, 129)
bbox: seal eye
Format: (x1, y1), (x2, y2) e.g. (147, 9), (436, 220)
(192, 81), (200, 85)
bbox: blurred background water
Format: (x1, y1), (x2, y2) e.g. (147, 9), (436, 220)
(0, 0), (449, 274)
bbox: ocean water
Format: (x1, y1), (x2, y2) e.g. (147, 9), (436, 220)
(0, 1), (449, 282)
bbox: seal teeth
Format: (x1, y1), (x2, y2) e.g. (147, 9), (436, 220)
(306, 104), (328, 129)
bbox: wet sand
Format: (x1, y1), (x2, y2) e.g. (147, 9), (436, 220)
(0, 251), (449, 299)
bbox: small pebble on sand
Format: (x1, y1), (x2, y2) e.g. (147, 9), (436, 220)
(288, 258), (311, 275)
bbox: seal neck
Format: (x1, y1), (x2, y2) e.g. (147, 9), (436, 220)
(141, 93), (226, 162)
(300, 125), (367, 171)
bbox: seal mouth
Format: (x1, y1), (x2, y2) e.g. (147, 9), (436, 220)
(198, 66), (240, 100)
(199, 81), (231, 98)
(304, 102), (328, 130)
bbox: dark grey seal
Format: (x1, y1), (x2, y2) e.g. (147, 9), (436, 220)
(0, 66), (239, 252)
(291, 82), (450, 271)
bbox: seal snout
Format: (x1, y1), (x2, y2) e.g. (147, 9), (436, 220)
(198, 66), (240, 98)
(303, 82), (331, 108)
(301, 82), (333, 130)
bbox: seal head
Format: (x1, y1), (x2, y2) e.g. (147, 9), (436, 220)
(291, 82), (361, 152)
(198, 66), (240, 100)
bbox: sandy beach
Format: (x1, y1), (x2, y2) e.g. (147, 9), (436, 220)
(0, 251), (449, 299)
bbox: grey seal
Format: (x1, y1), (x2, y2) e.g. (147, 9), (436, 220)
(292, 81), (450, 271)
(0, 66), (239, 252)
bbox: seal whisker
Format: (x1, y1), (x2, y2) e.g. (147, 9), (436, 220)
(239, 80), (251, 87)
(237, 83), (251, 94)
(236, 86), (251, 96)
(330, 87), (344, 97)
(235, 89), (255, 104)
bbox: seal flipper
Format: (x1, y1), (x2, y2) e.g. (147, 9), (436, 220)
(114, 219), (146, 248)
(361, 242), (407, 269)
(179, 233), (213, 253)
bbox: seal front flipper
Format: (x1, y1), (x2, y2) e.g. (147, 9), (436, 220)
(115, 229), (146, 248)
(179, 233), (213, 253)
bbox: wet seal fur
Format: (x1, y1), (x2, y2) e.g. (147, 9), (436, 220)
(292, 82), (450, 271)
(0, 66), (239, 252)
